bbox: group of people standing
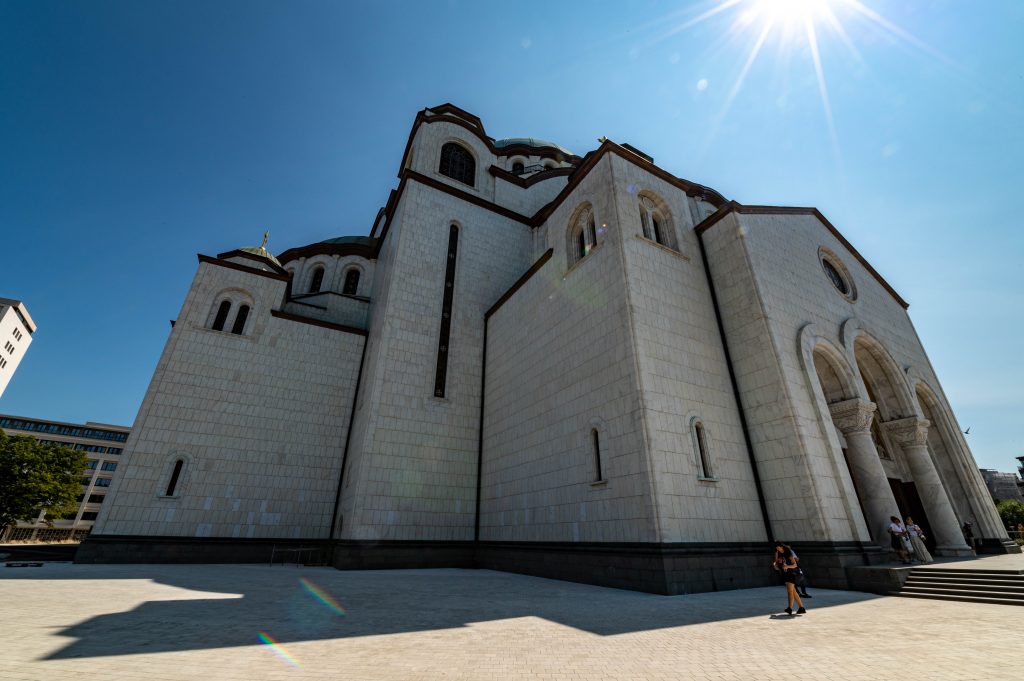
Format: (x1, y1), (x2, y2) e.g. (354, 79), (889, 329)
(773, 516), (934, 615)
(887, 516), (933, 564)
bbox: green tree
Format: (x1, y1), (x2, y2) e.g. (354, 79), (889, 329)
(0, 431), (88, 531)
(996, 499), (1024, 531)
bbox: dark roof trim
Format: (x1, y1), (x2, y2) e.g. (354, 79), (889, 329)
(609, 143), (726, 207)
(197, 254), (290, 282)
(489, 165), (574, 188)
(404, 170), (534, 225)
(215, 249), (288, 275)
(427, 103), (484, 130)
(397, 107), (583, 175)
(695, 201), (909, 309)
(485, 249), (554, 319)
(530, 141), (728, 228)
(374, 139), (730, 259)
(270, 309), (368, 336)
(277, 240), (376, 266)
(376, 111), (729, 258)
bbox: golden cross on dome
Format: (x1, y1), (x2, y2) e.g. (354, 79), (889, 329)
(260, 231), (269, 250)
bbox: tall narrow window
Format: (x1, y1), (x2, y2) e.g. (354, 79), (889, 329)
(165, 459), (183, 496)
(568, 205), (598, 266)
(230, 305), (250, 335)
(309, 267), (325, 293)
(343, 269), (360, 295)
(212, 301), (231, 331)
(651, 215), (663, 244)
(694, 422), (712, 478)
(592, 429), (603, 482)
(434, 224), (459, 397)
(439, 143), (476, 186)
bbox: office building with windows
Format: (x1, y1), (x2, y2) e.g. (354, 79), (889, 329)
(80, 104), (1017, 592)
(1, 415), (130, 542)
(0, 298), (36, 398)
(979, 468), (1024, 503)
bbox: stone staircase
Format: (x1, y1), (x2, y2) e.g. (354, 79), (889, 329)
(892, 566), (1024, 606)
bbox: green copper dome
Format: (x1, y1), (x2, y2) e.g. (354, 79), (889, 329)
(320, 236), (376, 247)
(493, 137), (573, 156)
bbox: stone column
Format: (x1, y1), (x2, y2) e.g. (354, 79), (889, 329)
(829, 399), (903, 547)
(883, 417), (973, 556)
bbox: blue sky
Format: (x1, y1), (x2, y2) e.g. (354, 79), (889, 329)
(1, 1), (1021, 472)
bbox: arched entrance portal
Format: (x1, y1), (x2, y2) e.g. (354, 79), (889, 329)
(915, 381), (1009, 548)
(852, 336), (971, 555)
(810, 343), (901, 547)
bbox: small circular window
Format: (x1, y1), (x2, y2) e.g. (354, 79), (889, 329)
(819, 248), (856, 301)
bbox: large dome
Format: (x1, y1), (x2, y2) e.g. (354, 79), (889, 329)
(493, 137), (573, 156)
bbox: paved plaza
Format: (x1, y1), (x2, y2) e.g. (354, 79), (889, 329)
(1, 563), (1019, 681)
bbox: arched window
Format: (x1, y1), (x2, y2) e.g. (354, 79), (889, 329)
(592, 428), (603, 482)
(693, 421), (712, 479)
(638, 195), (676, 250)
(568, 205), (599, 266)
(512, 161), (525, 175)
(343, 269), (360, 295)
(439, 142), (476, 186)
(230, 305), (250, 335)
(211, 300), (231, 331)
(165, 459), (183, 496)
(309, 267), (325, 294)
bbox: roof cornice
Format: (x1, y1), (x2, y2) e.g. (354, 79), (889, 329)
(215, 249), (288, 274)
(197, 254), (290, 282)
(694, 202), (909, 309)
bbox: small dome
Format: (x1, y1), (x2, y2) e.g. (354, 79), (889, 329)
(493, 137), (573, 156)
(238, 245), (282, 267)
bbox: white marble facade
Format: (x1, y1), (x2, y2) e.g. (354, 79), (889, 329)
(92, 104), (1011, 558)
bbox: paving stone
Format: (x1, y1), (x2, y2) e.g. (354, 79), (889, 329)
(1, 564), (1016, 680)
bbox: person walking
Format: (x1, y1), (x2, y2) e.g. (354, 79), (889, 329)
(784, 543), (812, 598)
(888, 516), (912, 564)
(905, 517), (933, 564)
(772, 542), (806, 615)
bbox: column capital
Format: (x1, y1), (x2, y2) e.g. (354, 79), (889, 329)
(828, 398), (877, 434)
(882, 417), (931, 447)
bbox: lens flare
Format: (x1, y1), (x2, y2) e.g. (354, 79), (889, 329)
(639, 0), (950, 164)
(258, 631), (301, 668)
(299, 577), (346, 616)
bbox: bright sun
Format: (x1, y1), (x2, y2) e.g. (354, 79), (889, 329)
(649, 0), (940, 160)
(749, 0), (833, 27)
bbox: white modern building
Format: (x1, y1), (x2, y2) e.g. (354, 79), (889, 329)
(0, 298), (35, 398)
(0, 415), (130, 541)
(80, 104), (1018, 593)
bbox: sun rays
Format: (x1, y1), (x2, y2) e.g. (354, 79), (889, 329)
(642, 0), (951, 163)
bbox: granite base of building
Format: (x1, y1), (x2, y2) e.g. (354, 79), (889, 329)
(978, 538), (1022, 554)
(846, 564), (912, 595)
(78, 535), (889, 595)
(74, 535), (331, 565)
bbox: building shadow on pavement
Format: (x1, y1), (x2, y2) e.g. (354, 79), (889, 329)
(3, 564), (882, 660)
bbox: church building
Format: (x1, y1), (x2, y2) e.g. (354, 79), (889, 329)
(79, 104), (1017, 594)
